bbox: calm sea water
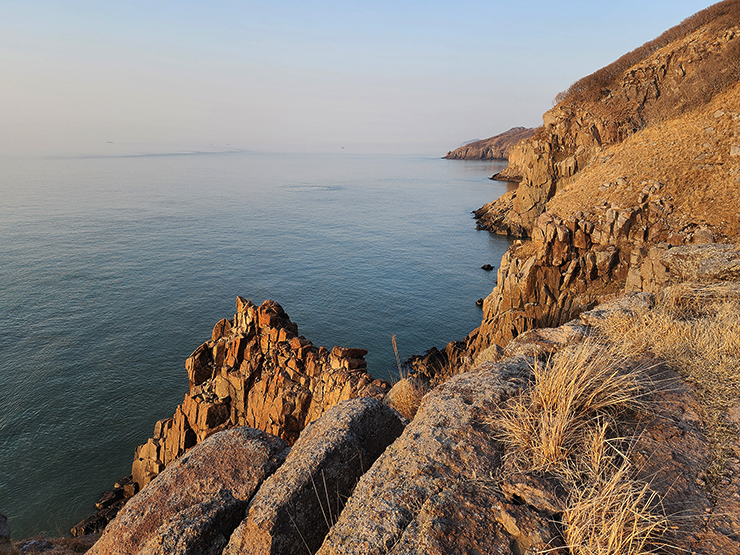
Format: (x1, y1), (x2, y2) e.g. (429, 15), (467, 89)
(0, 150), (512, 538)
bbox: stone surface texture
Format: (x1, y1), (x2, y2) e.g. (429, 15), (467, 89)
(224, 397), (405, 555)
(315, 356), (564, 555)
(88, 427), (288, 555)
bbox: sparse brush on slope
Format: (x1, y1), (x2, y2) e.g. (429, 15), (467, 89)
(554, 0), (740, 106)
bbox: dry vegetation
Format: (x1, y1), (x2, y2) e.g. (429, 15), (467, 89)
(489, 282), (740, 553)
(546, 78), (740, 240)
(593, 282), (740, 488)
(492, 340), (669, 554)
(554, 0), (740, 107)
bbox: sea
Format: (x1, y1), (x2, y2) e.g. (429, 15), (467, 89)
(0, 148), (513, 538)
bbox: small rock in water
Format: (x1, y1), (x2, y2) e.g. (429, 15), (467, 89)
(481, 264), (494, 271)
(0, 512), (8, 539)
(476, 298), (484, 307)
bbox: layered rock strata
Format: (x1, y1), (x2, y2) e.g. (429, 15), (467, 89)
(131, 297), (390, 491)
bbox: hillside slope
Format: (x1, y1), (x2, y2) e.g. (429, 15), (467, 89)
(477, 0), (740, 235)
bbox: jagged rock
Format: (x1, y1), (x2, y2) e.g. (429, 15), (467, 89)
(0, 513), (8, 540)
(129, 298), (389, 491)
(315, 356), (551, 555)
(224, 398), (405, 555)
(88, 427), (289, 555)
(70, 513), (108, 537)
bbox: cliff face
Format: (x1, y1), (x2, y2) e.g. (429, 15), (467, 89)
(465, 1), (740, 355)
(71, 298), (390, 536)
(479, 7), (740, 236)
(443, 126), (536, 161)
(132, 297), (389, 490)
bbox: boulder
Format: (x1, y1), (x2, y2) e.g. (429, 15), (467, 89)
(315, 356), (560, 555)
(224, 397), (405, 555)
(88, 427), (289, 555)
(0, 513), (8, 540)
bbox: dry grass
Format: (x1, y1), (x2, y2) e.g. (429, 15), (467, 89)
(564, 462), (669, 555)
(593, 282), (740, 489)
(386, 377), (429, 421)
(492, 340), (670, 554)
(494, 341), (645, 483)
(554, 0), (740, 107)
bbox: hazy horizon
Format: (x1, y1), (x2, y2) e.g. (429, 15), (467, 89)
(2, 0), (713, 157)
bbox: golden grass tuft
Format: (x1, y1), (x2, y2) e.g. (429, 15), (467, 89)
(593, 282), (740, 489)
(492, 339), (668, 553)
(493, 341), (645, 483)
(564, 462), (669, 555)
(386, 377), (429, 421)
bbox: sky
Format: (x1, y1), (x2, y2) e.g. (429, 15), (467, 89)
(1, 0), (715, 156)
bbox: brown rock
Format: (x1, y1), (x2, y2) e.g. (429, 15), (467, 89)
(224, 398), (405, 555)
(89, 427), (289, 555)
(316, 357), (534, 555)
(661, 243), (740, 283)
(443, 127), (536, 161)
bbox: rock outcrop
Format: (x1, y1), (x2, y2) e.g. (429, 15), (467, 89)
(443, 126), (536, 161)
(132, 297), (389, 491)
(476, 3), (740, 237)
(224, 398), (405, 555)
(73, 298), (390, 536)
(88, 428), (289, 555)
(315, 356), (564, 555)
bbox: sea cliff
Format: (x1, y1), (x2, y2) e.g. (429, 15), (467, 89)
(4, 1), (740, 553)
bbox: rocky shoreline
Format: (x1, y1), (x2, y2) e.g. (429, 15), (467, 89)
(5, 2), (740, 552)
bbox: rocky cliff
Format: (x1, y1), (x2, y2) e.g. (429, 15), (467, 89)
(70, 298), (390, 536)
(478, 0), (740, 236)
(443, 126), (536, 161)
(462, 0), (740, 356)
(56, 256), (740, 553)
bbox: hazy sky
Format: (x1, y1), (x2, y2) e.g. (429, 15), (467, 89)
(1, 0), (713, 156)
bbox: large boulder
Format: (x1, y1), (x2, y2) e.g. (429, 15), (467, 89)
(315, 356), (562, 555)
(88, 427), (288, 555)
(224, 397), (405, 555)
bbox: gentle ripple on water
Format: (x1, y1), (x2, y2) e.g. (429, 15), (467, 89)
(0, 150), (512, 537)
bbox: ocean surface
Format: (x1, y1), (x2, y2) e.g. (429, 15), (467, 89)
(0, 149), (513, 538)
